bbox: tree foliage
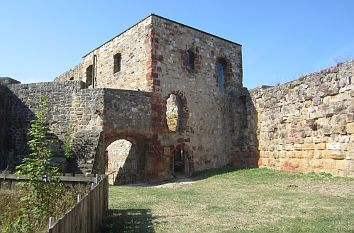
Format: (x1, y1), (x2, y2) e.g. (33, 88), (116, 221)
(12, 96), (64, 232)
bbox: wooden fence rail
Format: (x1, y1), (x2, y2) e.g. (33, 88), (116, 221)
(0, 173), (98, 190)
(0, 173), (108, 233)
(47, 174), (108, 233)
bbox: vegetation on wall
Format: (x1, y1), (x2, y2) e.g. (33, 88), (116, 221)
(0, 96), (87, 233)
(62, 123), (74, 160)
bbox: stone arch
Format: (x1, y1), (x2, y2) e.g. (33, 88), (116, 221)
(172, 143), (193, 177)
(215, 57), (232, 89)
(165, 91), (189, 132)
(104, 134), (148, 185)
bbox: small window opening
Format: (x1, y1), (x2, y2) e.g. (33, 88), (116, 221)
(86, 65), (93, 85)
(113, 53), (121, 73)
(216, 59), (226, 89)
(166, 94), (183, 132)
(69, 77), (74, 81)
(186, 50), (195, 70)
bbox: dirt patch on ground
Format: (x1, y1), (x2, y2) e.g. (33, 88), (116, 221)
(127, 177), (195, 188)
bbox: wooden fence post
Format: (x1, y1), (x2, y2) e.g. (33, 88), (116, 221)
(49, 217), (54, 228)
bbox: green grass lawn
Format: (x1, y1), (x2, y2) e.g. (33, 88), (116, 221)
(100, 167), (354, 233)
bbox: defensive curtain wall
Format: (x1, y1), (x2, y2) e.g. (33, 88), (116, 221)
(231, 60), (354, 177)
(0, 81), (152, 180)
(2, 61), (353, 181)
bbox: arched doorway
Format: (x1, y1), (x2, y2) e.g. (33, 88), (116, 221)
(105, 139), (139, 185)
(173, 146), (191, 177)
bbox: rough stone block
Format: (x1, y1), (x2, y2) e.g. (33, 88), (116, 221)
(347, 123), (354, 134)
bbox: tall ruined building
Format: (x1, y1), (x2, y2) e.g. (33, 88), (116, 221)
(0, 15), (353, 183)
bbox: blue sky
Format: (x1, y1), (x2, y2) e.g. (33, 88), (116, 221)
(0, 0), (353, 89)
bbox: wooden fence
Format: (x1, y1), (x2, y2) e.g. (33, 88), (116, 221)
(0, 173), (108, 233)
(0, 173), (100, 190)
(48, 174), (108, 233)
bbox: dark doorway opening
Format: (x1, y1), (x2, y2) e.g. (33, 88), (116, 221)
(173, 148), (190, 177)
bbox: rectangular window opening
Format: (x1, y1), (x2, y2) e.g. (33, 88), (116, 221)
(113, 53), (121, 73)
(86, 65), (93, 85)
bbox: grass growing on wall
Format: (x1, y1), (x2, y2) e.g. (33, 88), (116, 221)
(101, 167), (354, 233)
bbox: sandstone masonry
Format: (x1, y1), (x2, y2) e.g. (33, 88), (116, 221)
(1, 14), (353, 181)
(231, 60), (354, 177)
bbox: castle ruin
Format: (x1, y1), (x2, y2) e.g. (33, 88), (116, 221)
(0, 15), (353, 184)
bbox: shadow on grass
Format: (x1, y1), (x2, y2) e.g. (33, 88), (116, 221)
(99, 209), (155, 233)
(191, 164), (241, 181)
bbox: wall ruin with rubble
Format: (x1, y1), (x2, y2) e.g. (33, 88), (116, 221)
(0, 81), (153, 178)
(232, 60), (354, 177)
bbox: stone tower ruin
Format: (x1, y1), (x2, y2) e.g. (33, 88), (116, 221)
(0, 14), (353, 183)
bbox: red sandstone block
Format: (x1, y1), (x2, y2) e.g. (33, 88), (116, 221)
(151, 105), (161, 111)
(153, 80), (160, 86)
(151, 95), (162, 103)
(151, 72), (158, 79)
(153, 87), (162, 92)
(177, 138), (184, 143)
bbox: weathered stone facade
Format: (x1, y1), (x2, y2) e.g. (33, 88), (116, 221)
(0, 81), (152, 176)
(231, 60), (354, 177)
(1, 14), (353, 181)
(55, 17), (152, 92)
(52, 14), (243, 181)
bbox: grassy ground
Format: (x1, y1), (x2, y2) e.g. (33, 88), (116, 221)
(100, 167), (354, 233)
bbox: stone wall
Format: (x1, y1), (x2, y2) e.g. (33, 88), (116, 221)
(0, 84), (6, 169)
(146, 15), (243, 178)
(4, 15), (354, 179)
(3, 81), (152, 176)
(54, 63), (83, 82)
(53, 14), (244, 181)
(4, 81), (102, 171)
(55, 17), (152, 92)
(234, 60), (354, 177)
